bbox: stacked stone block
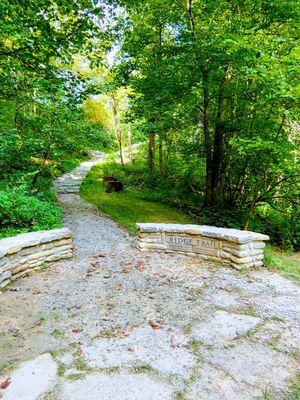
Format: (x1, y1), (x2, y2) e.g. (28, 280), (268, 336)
(136, 223), (269, 270)
(0, 228), (73, 289)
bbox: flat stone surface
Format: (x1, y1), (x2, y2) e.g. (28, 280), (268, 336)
(83, 326), (196, 378)
(185, 364), (261, 400)
(205, 341), (297, 392)
(59, 373), (174, 400)
(0, 154), (298, 400)
(136, 223), (269, 243)
(2, 354), (57, 400)
(0, 228), (72, 255)
(192, 310), (261, 346)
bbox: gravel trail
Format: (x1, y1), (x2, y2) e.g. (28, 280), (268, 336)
(0, 154), (299, 400)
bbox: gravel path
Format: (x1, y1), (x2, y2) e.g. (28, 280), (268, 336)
(0, 155), (299, 400)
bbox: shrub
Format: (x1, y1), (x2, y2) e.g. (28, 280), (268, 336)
(0, 190), (61, 237)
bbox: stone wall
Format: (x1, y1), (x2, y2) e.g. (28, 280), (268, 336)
(0, 228), (73, 289)
(136, 223), (269, 270)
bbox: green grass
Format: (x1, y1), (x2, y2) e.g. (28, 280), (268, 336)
(285, 374), (300, 400)
(80, 162), (194, 235)
(264, 245), (300, 281)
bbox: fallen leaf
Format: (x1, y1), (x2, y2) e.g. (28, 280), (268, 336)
(118, 331), (128, 339)
(32, 290), (41, 295)
(0, 377), (11, 390)
(120, 262), (131, 266)
(122, 268), (131, 274)
(72, 328), (83, 334)
(127, 347), (134, 352)
(148, 321), (160, 330)
(134, 261), (145, 271)
(91, 252), (106, 258)
(115, 283), (121, 292)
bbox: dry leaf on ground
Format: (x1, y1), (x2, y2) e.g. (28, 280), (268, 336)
(148, 321), (160, 330)
(72, 328), (83, 334)
(0, 377), (11, 390)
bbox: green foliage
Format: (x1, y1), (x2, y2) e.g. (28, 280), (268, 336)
(114, 0), (299, 250)
(0, 0), (117, 237)
(0, 190), (61, 238)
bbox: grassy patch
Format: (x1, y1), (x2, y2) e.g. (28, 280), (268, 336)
(264, 245), (300, 281)
(57, 363), (66, 377)
(80, 161), (194, 235)
(74, 357), (91, 372)
(51, 329), (63, 339)
(285, 374), (300, 400)
(132, 364), (153, 374)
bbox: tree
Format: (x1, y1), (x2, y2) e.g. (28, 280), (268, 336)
(114, 0), (299, 243)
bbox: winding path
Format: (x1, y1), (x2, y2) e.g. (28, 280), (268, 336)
(0, 154), (299, 400)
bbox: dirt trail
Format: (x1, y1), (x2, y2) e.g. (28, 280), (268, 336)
(0, 155), (299, 400)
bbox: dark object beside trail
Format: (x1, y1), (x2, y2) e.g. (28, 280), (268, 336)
(103, 176), (117, 185)
(103, 176), (124, 193)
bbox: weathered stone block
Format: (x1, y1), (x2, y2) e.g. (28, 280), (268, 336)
(10, 270), (30, 281)
(0, 270), (11, 282)
(139, 237), (162, 244)
(252, 241), (266, 249)
(0, 256), (9, 267)
(229, 248), (263, 258)
(230, 255), (253, 264)
(220, 251), (231, 259)
(54, 238), (73, 246)
(0, 279), (10, 288)
(12, 263), (30, 275)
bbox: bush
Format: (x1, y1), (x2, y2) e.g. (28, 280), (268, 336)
(0, 190), (61, 237)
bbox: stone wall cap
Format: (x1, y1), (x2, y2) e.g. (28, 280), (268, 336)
(136, 223), (269, 243)
(0, 228), (73, 258)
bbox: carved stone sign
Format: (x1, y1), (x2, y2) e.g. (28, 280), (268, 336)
(165, 234), (222, 256)
(136, 223), (270, 270)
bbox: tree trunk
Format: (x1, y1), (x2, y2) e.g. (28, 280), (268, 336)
(149, 131), (155, 174)
(33, 88), (37, 115)
(209, 68), (231, 205)
(159, 136), (163, 177)
(202, 69), (213, 207)
(111, 94), (124, 166)
(244, 198), (256, 231)
(127, 127), (132, 161)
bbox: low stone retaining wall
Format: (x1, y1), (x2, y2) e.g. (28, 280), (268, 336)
(0, 228), (73, 289)
(136, 223), (269, 270)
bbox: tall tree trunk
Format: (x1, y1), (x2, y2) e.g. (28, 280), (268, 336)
(33, 88), (37, 115)
(111, 94), (124, 166)
(159, 136), (163, 177)
(202, 69), (213, 207)
(149, 131), (155, 174)
(210, 68), (231, 205)
(127, 127), (132, 161)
